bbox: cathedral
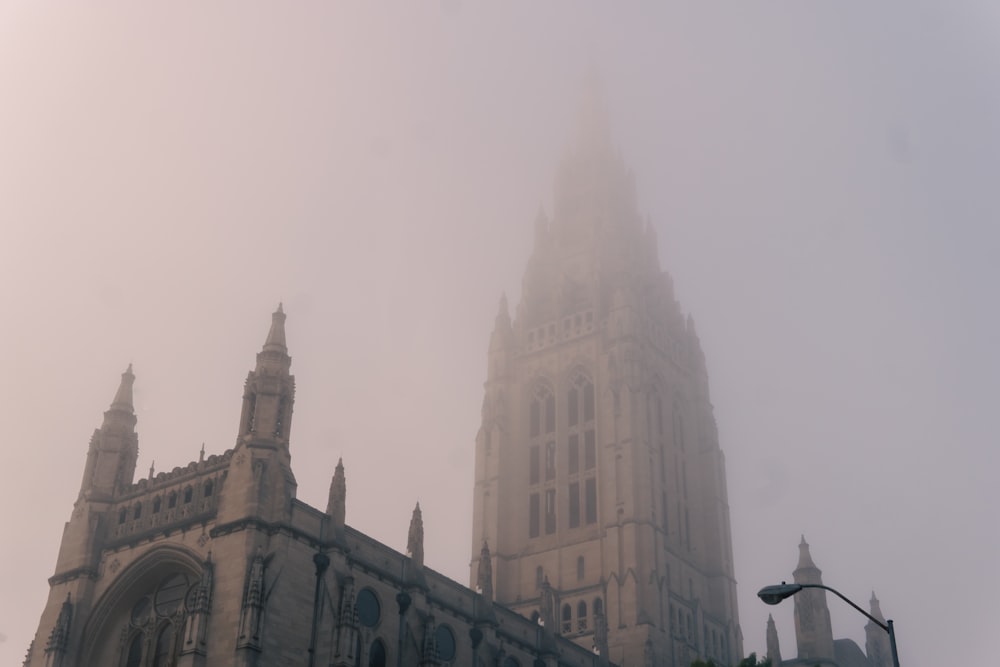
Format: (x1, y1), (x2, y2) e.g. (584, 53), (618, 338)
(26, 88), (743, 667)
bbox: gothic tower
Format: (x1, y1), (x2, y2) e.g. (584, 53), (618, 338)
(471, 81), (742, 667)
(792, 536), (835, 663)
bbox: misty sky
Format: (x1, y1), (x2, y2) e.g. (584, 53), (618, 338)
(2, 4), (998, 666)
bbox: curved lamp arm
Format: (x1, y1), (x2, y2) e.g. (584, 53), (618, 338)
(757, 582), (899, 667)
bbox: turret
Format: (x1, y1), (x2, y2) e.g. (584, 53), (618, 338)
(476, 541), (493, 602)
(236, 304), (295, 448)
(792, 536), (835, 661)
(218, 306), (297, 524)
(865, 592), (893, 667)
(327, 457), (346, 529)
(766, 614), (782, 666)
(407, 503), (424, 571)
(77, 364), (139, 501)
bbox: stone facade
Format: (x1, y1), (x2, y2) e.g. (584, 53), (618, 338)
(765, 538), (893, 667)
(26, 308), (612, 667)
(470, 83), (742, 667)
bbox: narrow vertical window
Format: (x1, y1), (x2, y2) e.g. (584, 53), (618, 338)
(568, 387), (579, 426)
(568, 434), (579, 473)
(529, 493), (540, 538)
(125, 634), (143, 667)
(568, 482), (580, 528)
(535, 566), (544, 589)
(584, 430), (596, 470)
(529, 446), (540, 485)
(577, 601), (588, 631)
(562, 604), (572, 634)
(545, 442), (556, 481)
(583, 382), (595, 421)
(274, 397), (286, 437)
(585, 478), (597, 524)
(369, 639), (387, 667)
(544, 393), (555, 433)
(530, 400), (541, 437)
(245, 394), (256, 434)
(544, 489), (556, 534)
(153, 624), (174, 667)
(576, 556), (585, 581)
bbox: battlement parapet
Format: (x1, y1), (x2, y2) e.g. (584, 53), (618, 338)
(107, 450), (234, 544)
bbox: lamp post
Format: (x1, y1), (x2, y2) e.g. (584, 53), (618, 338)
(757, 582), (899, 667)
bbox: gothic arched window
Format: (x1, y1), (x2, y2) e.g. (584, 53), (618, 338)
(203, 480), (214, 497)
(369, 639), (387, 667)
(562, 604), (572, 634)
(124, 633), (143, 667)
(119, 573), (193, 667)
(577, 601), (588, 632)
(152, 623), (175, 667)
(529, 384), (555, 437)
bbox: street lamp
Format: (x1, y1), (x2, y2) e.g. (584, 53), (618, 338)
(757, 582), (900, 667)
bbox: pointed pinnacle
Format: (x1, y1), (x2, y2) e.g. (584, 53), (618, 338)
(111, 364), (136, 411)
(263, 304), (288, 353)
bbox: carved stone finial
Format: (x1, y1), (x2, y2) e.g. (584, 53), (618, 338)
(407, 502), (424, 570)
(327, 457), (346, 528)
(477, 540), (494, 601)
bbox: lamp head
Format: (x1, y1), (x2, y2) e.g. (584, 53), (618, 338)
(758, 582), (803, 605)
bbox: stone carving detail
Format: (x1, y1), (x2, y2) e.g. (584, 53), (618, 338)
(109, 558), (121, 574)
(181, 557), (213, 656)
(44, 594), (73, 664)
(237, 548), (266, 652)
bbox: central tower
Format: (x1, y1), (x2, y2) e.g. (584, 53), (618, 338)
(471, 83), (742, 667)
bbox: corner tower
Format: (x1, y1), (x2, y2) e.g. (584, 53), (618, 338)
(471, 81), (742, 667)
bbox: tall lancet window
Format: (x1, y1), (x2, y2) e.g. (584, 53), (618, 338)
(567, 371), (597, 528)
(528, 383), (555, 539)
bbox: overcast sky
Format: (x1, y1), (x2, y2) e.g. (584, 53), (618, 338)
(2, 4), (998, 666)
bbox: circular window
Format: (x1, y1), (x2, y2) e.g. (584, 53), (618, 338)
(356, 588), (381, 628)
(155, 574), (190, 616)
(434, 624), (456, 662)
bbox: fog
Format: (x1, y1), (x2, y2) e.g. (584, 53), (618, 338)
(2, 4), (998, 665)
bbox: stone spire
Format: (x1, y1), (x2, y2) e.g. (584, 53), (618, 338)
(327, 458), (346, 529)
(865, 591), (893, 667)
(766, 614), (782, 666)
(110, 363), (135, 412)
(77, 365), (139, 500)
(263, 303), (287, 353)
(237, 305), (295, 445)
(792, 536), (834, 662)
(795, 534), (819, 571)
(407, 503), (424, 570)
(476, 540), (493, 601)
